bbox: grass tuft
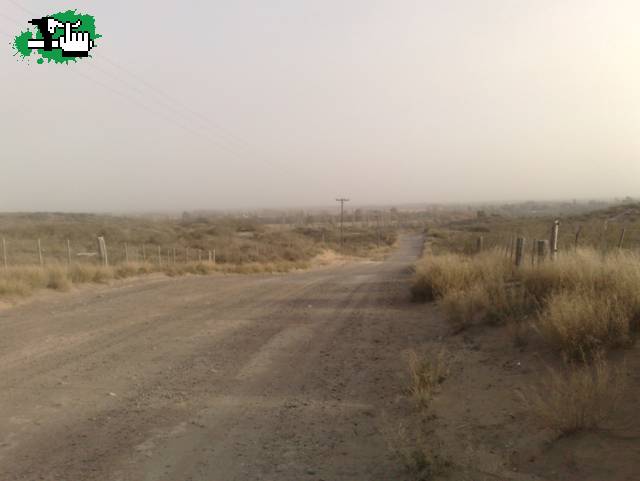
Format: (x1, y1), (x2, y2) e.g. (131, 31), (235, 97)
(413, 248), (640, 356)
(407, 349), (449, 408)
(523, 355), (626, 436)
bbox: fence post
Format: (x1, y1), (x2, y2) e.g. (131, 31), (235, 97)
(515, 237), (525, 267)
(66, 239), (72, 265)
(601, 220), (608, 256)
(97, 236), (108, 266)
(208, 250), (212, 263)
(157, 245), (162, 265)
(550, 220), (560, 260)
(213, 248), (216, 265)
(531, 239), (537, 266)
(37, 239), (43, 267)
(124, 242), (129, 264)
(2, 237), (7, 270)
(476, 236), (483, 253)
(618, 228), (626, 249)
(536, 240), (548, 262)
(574, 226), (582, 250)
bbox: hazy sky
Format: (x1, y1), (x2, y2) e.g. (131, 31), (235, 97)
(1, 0), (639, 211)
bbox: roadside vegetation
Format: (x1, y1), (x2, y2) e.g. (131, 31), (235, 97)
(522, 354), (626, 436)
(409, 202), (640, 455)
(413, 247), (640, 357)
(407, 349), (449, 409)
(0, 211), (399, 301)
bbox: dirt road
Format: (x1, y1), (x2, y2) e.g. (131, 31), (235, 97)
(0, 235), (428, 481)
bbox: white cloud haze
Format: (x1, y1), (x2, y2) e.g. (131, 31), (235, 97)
(1, 0), (639, 211)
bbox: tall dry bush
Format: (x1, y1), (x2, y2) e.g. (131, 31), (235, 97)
(524, 355), (625, 436)
(412, 250), (511, 302)
(538, 290), (633, 358)
(414, 247), (640, 354)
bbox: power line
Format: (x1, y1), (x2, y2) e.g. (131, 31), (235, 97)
(3, 0), (257, 156)
(1, 2), (290, 171)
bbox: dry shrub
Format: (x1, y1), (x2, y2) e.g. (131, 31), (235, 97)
(46, 266), (71, 291)
(0, 265), (72, 296)
(385, 419), (450, 480)
(524, 355), (625, 436)
(114, 264), (140, 279)
(440, 286), (488, 331)
(0, 266), (48, 297)
(413, 250), (512, 301)
(413, 254), (477, 301)
(407, 349), (449, 408)
(522, 249), (623, 302)
(539, 290), (633, 358)
(414, 247), (640, 354)
(0, 278), (33, 297)
(69, 264), (114, 284)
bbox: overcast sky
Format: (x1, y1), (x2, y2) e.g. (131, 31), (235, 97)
(1, 0), (639, 212)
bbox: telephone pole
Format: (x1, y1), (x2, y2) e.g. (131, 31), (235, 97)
(336, 198), (350, 246)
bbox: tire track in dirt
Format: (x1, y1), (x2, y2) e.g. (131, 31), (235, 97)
(0, 235), (428, 481)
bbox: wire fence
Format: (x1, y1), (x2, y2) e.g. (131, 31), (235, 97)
(465, 219), (640, 259)
(0, 236), (218, 268)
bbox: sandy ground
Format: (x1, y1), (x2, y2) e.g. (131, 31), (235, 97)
(0, 235), (430, 481)
(412, 299), (640, 481)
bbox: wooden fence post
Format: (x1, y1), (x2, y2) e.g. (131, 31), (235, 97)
(213, 248), (216, 265)
(124, 242), (129, 264)
(2, 237), (7, 270)
(97, 236), (108, 266)
(550, 220), (560, 260)
(574, 226), (582, 250)
(531, 239), (537, 266)
(172, 247), (176, 264)
(37, 239), (43, 267)
(536, 240), (548, 262)
(96, 237), (102, 265)
(476, 236), (483, 253)
(602, 220), (609, 256)
(208, 250), (212, 263)
(157, 246), (162, 265)
(2, 238), (7, 270)
(66, 239), (72, 265)
(515, 237), (525, 267)
(618, 228), (626, 249)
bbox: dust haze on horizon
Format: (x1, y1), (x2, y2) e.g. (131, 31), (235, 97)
(1, 0), (639, 213)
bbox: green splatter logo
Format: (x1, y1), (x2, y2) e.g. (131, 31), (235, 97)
(12, 10), (100, 64)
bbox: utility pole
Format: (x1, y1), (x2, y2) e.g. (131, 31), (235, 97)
(336, 198), (350, 246)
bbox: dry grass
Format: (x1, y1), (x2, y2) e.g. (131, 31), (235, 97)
(0, 258), (315, 302)
(407, 349), (449, 409)
(385, 419), (450, 480)
(538, 290), (634, 358)
(413, 247), (640, 357)
(523, 355), (626, 436)
(0, 213), (396, 302)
